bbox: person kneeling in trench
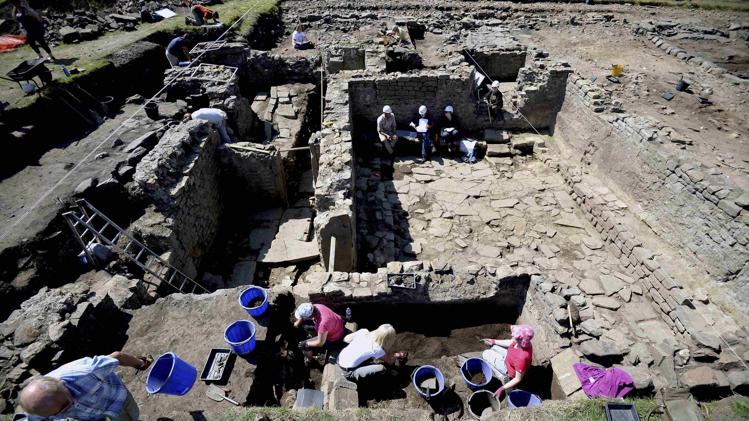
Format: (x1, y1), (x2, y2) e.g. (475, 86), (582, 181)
(294, 302), (345, 365)
(19, 351), (152, 421)
(481, 324), (534, 398)
(337, 324), (407, 381)
(183, 108), (232, 143)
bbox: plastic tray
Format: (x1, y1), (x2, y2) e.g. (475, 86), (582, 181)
(200, 348), (235, 382)
(605, 402), (640, 421)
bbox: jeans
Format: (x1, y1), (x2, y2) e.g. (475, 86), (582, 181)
(417, 132), (432, 159)
(341, 363), (386, 381)
(165, 51), (180, 67)
(482, 346), (510, 383)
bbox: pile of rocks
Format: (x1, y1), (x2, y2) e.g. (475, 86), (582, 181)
(0, 272), (149, 413)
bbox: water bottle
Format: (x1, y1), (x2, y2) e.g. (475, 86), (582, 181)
(345, 307), (352, 322)
(61, 66), (71, 77)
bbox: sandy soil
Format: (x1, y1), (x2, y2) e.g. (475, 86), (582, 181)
(523, 9), (749, 191)
(0, 104), (164, 251)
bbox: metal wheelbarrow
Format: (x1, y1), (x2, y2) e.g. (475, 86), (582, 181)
(0, 58), (53, 93)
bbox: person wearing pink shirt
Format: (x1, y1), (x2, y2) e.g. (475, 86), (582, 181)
(294, 302), (345, 363)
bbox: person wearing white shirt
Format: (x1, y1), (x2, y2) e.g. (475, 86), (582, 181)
(409, 105), (434, 163)
(292, 24), (313, 50)
(184, 108), (232, 143)
(337, 324), (406, 381)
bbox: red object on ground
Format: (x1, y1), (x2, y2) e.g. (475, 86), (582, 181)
(0, 35), (27, 53)
(193, 4), (215, 19)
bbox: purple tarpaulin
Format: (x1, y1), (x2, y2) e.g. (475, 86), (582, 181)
(573, 363), (635, 398)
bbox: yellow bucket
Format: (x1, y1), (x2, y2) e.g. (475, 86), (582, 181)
(611, 64), (624, 77)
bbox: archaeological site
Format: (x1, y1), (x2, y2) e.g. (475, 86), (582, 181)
(1, 0), (749, 419)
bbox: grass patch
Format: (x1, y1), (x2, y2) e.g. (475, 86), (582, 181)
(504, 398), (660, 421)
(733, 399), (749, 418)
(1, 0), (278, 110)
(218, 407), (335, 421)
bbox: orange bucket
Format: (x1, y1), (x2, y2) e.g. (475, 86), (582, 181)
(611, 64), (624, 77)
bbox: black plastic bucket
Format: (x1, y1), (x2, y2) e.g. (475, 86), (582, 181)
(99, 96), (114, 117)
(144, 102), (160, 120)
(676, 80), (690, 92)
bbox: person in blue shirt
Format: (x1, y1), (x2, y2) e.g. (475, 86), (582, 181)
(19, 351), (151, 421)
(165, 34), (192, 67)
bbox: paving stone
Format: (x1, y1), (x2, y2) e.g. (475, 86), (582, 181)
(579, 278), (605, 295)
(618, 287), (632, 302)
(679, 366), (730, 390)
(580, 339), (625, 361)
(599, 274), (624, 296)
(621, 365), (654, 391)
(579, 319), (602, 337)
(592, 296), (621, 310)
(491, 198), (519, 208)
(554, 215), (586, 229)
(690, 331), (722, 353)
(727, 370), (749, 394)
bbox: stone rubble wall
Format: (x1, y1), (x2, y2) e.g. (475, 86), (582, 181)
(130, 121), (223, 280)
(633, 26), (748, 83)
(510, 60), (574, 130)
(289, 260), (566, 364)
(221, 144), (287, 206)
(0, 272), (148, 413)
(314, 76), (356, 272)
(347, 65), (486, 131)
(554, 74), (749, 313)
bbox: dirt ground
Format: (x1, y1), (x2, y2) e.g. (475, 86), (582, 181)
(521, 7), (749, 191)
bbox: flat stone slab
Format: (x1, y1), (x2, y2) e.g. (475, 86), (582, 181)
(259, 239), (318, 264)
(579, 278), (605, 295)
(550, 348), (582, 398)
(276, 207), (313, 242)
(229, 260), (256, 287)
(592, 296), (621, 310)
(491, 198), (519, 209)
(599, 274), (624, 296)
(554, 215), (585, 229)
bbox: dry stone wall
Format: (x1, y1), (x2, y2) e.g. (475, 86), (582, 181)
(131, 121), (223, 279)
(314, 76), (356, 272)
(221, 144), (287, 206)
(555, 73), (749, 314)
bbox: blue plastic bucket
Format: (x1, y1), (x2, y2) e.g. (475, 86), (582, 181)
(412, 365), (445, 399)
(507, 390), (541, 409)
(239, 287), (269, 318)
(145, 352), (197, 395)
(460, 358), (492, 390)
(224, 320), (257, 355)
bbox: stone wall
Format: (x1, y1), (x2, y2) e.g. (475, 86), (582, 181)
(221, 143), (287, 206)
(289, 261), (567, 364)
(554, 77), (749, 313)
(347, 66), (485, 131)
(314, 76), (356, 272)
(131, 121), (223, 279)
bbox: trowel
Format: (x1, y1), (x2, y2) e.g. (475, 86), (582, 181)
(205, 384), (239, 405)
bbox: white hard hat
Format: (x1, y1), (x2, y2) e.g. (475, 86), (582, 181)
(491, 80), (500, 88)
(295, 303), (314, 320)
(419, 105), (427, 115)
(444, 105), (454, 113)
(383, 105), (392, 113)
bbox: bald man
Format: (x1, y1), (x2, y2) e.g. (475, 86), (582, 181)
(19, 351), (151, 421)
